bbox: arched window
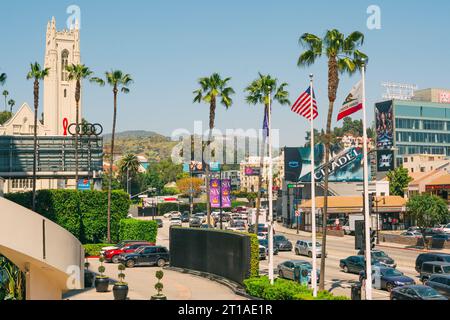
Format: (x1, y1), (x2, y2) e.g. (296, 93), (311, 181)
(61, 50), (69, 81)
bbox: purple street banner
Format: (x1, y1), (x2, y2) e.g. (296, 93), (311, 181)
(221, 179), (231, 208)
(209, 179), (232, 208)
(210, 179), (221, 208)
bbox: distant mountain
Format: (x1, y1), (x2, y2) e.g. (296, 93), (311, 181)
(103, 130), (179, 163)
(103, 130), (167, 141)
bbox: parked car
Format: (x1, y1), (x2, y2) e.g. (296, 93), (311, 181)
(170, 217), (182, 228)
(415, 253), (450, 272)
(295, 240), (325, 258)
(443, 223), (450, 234)
(357, 250), (396, 268)
(257, 232), (267, 240)
(277, 260), (319, 283)
(390, 285), (447, 300)
(432, 233), (450, 241)
(273, 235), (293, 252)
(340, 255), (382, 274)
(103, 242), (153, 264)
(163, 211), (181, 219)
(119, 246), (170, 268)
(101, 240), (148, 254)
(420, 261), (450, 282)
(400, 231), (422, 238)
(259, 245), (267, 260)
(200, 223), (213, 229)
(425, 274), (450, 298)
(155, 219), (163, 228)
(189, 217), (202, 228)
(258, 239), (279, 255)
(359, 267), (415, 292)
(180, 212), (190, 223)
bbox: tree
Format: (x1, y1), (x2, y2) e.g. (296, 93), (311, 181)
(176, 177), (204, 196)
(244, 73), (290, 233)
(66, 64), (94, 188)
(0, 111), (12, 125)
(26, 62), (50, 212)
(298, 29), (367, 291)
(7, 99), (15, 113)
(386, 167), (412, 197)
(91, 70), (133, 243)
(2, 90), (8, 111)
(407, 194), (449, 249)
(193, 73), (235, 227)
(0, 73), (6, 86)
(118, 153), (140, 194)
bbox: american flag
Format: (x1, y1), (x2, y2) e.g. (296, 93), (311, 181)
(291, 86), (318, 120)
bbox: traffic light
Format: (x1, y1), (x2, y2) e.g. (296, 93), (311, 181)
(370, 230), (377, 249)
(369, 193), (376, 214)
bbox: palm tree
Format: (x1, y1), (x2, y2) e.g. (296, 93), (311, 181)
(298, 29), (367, 291)
(118, 153), (140, 195)
(244, 73), (290, 233)
(0, 73), (6, 86)
(2, 90), (9, 111)
(26, 63), (50, 212)
(193, 73), (235, 228)
(66, 64), (94, 189)
(8, 99), (15, 113)
(91, 71), (133, 243)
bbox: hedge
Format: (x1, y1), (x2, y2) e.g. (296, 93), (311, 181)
(119, 219), (158, 244)
(83, 244), (113, 257)
(243, 276), (348, 300)
(5, 190), (130, 244)
(248, 233), (260, 278)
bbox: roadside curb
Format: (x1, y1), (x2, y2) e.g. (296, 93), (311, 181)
(165, 266), (262, 300)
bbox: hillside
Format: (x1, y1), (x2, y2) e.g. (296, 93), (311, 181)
(103, 130), (179, 162)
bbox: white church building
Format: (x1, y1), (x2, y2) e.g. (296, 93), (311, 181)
(0, 18), (102, 193)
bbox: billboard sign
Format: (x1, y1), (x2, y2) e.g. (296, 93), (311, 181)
(210, 162), (221, 172)
(245, 167), (261, 176)
(77, 178), (91, 191)
(377, 150), (395, 172)
(284, 145), (367, 183)
(375, 101), (394, 150)
(188, 161), (204, 173)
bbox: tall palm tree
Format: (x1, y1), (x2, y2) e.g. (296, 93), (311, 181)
(244, 73), (290, 233)
(8, 99), (15, 113)
(91, 70), (133, 243)
(26, 62), (50, 212)
(0, 73), (6, 86)
(2, 90), (9, 111)
(298, 29), (367, 290)
(66, 64), (94, 189)
(118, 153), (140, 195)
(193, 73), (235, 228)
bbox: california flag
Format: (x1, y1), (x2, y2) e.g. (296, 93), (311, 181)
(337, 80), (363, 121)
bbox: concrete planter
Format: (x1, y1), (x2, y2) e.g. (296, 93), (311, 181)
(95, 277), (109, 293)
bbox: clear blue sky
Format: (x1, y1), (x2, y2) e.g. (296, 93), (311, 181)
(1, 0), (450, 146)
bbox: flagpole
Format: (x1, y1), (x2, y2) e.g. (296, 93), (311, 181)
(361, 62), (373, 300)
(268, 88), (274, 285)
(310, 74), (317, 297)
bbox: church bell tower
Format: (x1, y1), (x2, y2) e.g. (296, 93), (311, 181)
(43, 17), (81, 136)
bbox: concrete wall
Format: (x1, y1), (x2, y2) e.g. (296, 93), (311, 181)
(0, 197), (84, 300)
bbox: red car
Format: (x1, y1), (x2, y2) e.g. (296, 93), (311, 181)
(103, 242), (154, 263)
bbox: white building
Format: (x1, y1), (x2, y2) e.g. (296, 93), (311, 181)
(0, 18), (92, 193)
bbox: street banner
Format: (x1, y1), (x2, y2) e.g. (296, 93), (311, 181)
(210, 179), (221, 208)
(221, 179), (231, 208)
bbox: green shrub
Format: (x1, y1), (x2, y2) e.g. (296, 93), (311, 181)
(5, 190), (130, 244)
(119, 219), (158, 243)
(248, 233), (259, 278)
(244, 276), (348, 300)
(83, 244), (113, 256)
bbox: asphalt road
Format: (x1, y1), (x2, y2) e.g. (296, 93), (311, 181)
(157, 217), (423, 300)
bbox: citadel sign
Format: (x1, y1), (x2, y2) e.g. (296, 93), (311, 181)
(313, 148), (361, 181)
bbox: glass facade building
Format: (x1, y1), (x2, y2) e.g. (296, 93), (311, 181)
(375, 99), (450, 167)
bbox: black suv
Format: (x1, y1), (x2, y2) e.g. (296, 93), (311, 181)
(119, 246), (170, 268)
(415, 253), (450, 273)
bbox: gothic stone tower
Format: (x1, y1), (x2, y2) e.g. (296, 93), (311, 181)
(43, 17), (81, 136)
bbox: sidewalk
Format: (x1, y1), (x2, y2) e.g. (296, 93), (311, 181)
(65, 259), (247, 300)
(274, 222), (450, 254)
